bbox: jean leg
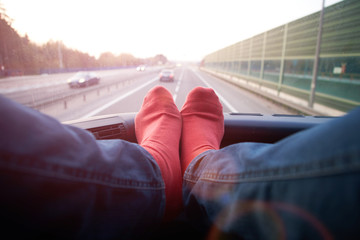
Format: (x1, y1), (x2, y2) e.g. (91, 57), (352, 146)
(183, 107), (360, 239)
(0, 95), (165, 239)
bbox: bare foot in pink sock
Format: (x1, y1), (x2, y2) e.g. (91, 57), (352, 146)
(135, 86), (182, 220)
(180, 87), (224, 175)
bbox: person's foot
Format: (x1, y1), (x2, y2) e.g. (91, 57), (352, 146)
(135, 86), (182, 220)
(180, 87), (224, 175)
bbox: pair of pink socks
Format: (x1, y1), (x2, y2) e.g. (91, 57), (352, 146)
(135, 86), (224, 220)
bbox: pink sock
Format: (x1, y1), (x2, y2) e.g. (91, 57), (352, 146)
(180, 87), (224, 175)
(135, 86), (182, 220)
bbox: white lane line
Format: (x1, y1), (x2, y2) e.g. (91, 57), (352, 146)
(192, 69), (238, 113)
(82, 76), (159, 118)
(175, 84), (180, 93)
(173, 69), (184, 102)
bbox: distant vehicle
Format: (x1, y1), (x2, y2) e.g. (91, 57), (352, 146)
(136, 65), (146, 71)
(67, 72), (100, 88)
(159, 69), (174, 82)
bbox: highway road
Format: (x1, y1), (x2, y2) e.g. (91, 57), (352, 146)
(0, 66), (294, 122)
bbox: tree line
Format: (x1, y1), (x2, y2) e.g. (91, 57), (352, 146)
(0, 8), (167, 77)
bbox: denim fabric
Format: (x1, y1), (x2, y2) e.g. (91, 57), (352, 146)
(0, 95), (165, 239)
(183, 107), (360, 240)
(2, 93), (360, 240)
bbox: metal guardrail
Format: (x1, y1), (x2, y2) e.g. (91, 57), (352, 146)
(4, 69), (159, 110)
(30, 78), (136, 110)
(201, 67), (341, 116)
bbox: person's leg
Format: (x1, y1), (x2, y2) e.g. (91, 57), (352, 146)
(135, 86), (182, 220)
(181, 91), (360, 239)
(180, 87), (224, 175)
(0, 95), (165, 239)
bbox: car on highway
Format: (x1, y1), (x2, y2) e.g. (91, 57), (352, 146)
(159, 69), (174, 82)
(67, 72), (100, 88)
(136, 65), (146, 71)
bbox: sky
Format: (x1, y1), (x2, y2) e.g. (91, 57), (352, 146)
(1, 0), (342, 61)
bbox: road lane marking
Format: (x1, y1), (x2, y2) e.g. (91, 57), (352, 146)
(192, 69), (238, 113)
(82, 76), (159, 118)
(173, 69), (184, 102)
(175, 84), (180, 93)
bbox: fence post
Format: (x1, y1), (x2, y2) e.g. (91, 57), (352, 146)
(309, 0), (325, 108)
(259, 32), (267, 85)
(277, 24), (288, 96)
(247, 38), (252, 80)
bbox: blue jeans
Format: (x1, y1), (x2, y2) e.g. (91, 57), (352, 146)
(183, 107), (360, 239)
(0, 95), (165, 239)
(1, 94), (359, 239)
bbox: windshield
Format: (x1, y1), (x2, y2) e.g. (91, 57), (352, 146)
(0, 0), (358, 122)
(72, 72), (87, 78)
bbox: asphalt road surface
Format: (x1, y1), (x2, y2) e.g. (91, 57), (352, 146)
(0, 66), (294, 122)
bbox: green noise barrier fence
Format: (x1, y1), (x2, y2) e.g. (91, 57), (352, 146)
(202, 0), (360, 115)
